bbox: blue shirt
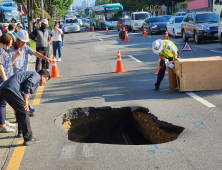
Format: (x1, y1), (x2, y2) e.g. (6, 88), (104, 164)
(7, 44), (35, 73)
(0, 47), (14, 84)
(1, 71), (42, 102)
(21, 22), (25, 30)
(59, 24), (65, 35)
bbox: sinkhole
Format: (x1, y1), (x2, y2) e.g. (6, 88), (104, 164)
(62, 107), (184, 145)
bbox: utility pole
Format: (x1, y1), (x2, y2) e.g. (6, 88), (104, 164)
(41, 0), (44, 20)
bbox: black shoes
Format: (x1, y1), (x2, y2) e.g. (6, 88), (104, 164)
(155, 86), (160, 91)
(23, 138), (39, 146)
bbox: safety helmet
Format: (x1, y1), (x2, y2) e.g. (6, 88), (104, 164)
(152, 39), (164, 54)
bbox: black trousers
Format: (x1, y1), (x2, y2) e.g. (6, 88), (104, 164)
(61, 34), (64, 46)
(1, 88), (32, 141)
(35, 47), (49, 71)
(155, 52), (179, 87)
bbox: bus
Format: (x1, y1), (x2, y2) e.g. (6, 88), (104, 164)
(89, 3), (123, 29)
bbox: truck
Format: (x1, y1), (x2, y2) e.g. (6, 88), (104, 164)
(125, 12), (152, 32)
(0, 0), (21, 27)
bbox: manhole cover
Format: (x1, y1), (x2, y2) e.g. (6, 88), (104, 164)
(62, 107), (184, 145)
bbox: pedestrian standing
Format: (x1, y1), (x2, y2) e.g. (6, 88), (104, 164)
(152, 39), (179, 91)
(32, 19), (36, 31)
(11, 18), (17, 27)
(7, 30), (52, 74)
(21, 19), (26, 30)
(52, 23), (62, 61)
(7, 24), (16, 40)
(59, 20), (65, 48)
(0, 33), (21, 133)
(0, 70), (50, 145)
(29, 19), (53, 72)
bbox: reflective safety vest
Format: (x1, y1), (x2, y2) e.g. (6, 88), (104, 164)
(159, 40), (177, 59)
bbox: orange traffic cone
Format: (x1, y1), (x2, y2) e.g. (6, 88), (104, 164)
(124, 31), (129, 41)
(92, 26), (94, 32)
(123, 27), (125, 31)
(143, 28), (148, 37)
(88, 27), (91, 32)
(165, 30), (169, 40)
(154, 57), (168, 75)
(106, 27), (109, 34)
(85, 27), (86, 31)
(51, 56), (62, 78)
(113, 51), (128, 73)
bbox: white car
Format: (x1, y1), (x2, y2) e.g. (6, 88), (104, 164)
(167, 16), (184, 37)
(175, 12), (186, 16)
(64, 18), (81, 33)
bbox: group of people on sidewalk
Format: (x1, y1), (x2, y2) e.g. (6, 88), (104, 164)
(0, 29), (52, 145)
(30, 19), (64, 67)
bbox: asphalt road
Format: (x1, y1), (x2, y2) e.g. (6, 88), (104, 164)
(2, 28), (222, 170)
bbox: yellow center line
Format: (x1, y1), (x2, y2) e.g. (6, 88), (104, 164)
(32, 86), (45, 105)
(6, 141), (26, 170)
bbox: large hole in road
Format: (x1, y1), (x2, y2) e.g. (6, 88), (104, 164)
(62, 107), (184, 145)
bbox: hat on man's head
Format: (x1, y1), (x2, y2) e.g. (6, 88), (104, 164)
(16, 30), (29, 42)
(42, 19), (48, 25)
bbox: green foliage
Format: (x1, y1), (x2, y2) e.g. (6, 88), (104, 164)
(29, 39), (36, 51)
(48, 18), (55, 31)
(80, 11), (86, 18)
(33, 8), (51, 19)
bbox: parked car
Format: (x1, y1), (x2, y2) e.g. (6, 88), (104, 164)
(125, 12), (152, 32)
(161, 15), (173, 22)
(142, 16), (167, 35)
(176, 12), (186, 16)
(117, 18), (130, 31)
(181, 12), (219, 44)
(64, 18), (80, 33)
(167, 16), (184, 37)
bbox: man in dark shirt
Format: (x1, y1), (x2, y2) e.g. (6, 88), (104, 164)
(29, 19), (53, 72)
(0, 69), (50, 146)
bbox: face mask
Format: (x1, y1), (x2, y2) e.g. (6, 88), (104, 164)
(41, 25), (46, 29)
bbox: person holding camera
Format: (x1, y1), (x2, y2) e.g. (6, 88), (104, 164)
(29, 19), (53, 72)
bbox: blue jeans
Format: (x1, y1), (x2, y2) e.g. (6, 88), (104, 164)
(0, 95), (7, 125)
(53, 41), (62, 58)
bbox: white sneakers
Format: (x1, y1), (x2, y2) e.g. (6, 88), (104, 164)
(55, 58), (61, 62)
(0, 126), (15, 133)
(6, 122), (16, 127)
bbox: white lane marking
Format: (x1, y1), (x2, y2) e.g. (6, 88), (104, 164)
(210, 50), (222, 54)
(99, 38), (103, 41)
(128, 55), (142, 62)
(186, 92), (216, 108)
(61, 144), (77, 159)
(83, 144), (93, 157)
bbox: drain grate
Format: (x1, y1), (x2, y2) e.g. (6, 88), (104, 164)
(62, 107), (184, 145)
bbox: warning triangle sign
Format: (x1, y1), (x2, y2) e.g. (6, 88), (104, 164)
(182, 42), (192, 51)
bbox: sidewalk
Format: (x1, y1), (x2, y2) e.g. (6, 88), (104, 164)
(0, 54), (36, 169)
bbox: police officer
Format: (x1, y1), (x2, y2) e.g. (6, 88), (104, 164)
(152, 39), (179, 91)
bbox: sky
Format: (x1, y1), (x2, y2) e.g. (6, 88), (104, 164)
(73, 0), (95, 6)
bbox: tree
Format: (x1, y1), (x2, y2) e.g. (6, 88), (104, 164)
(33, 8), (51, 19)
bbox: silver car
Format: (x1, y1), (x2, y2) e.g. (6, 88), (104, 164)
(64, 18), (81, 33)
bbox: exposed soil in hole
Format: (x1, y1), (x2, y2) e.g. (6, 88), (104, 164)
(62, 107), (184, 145)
